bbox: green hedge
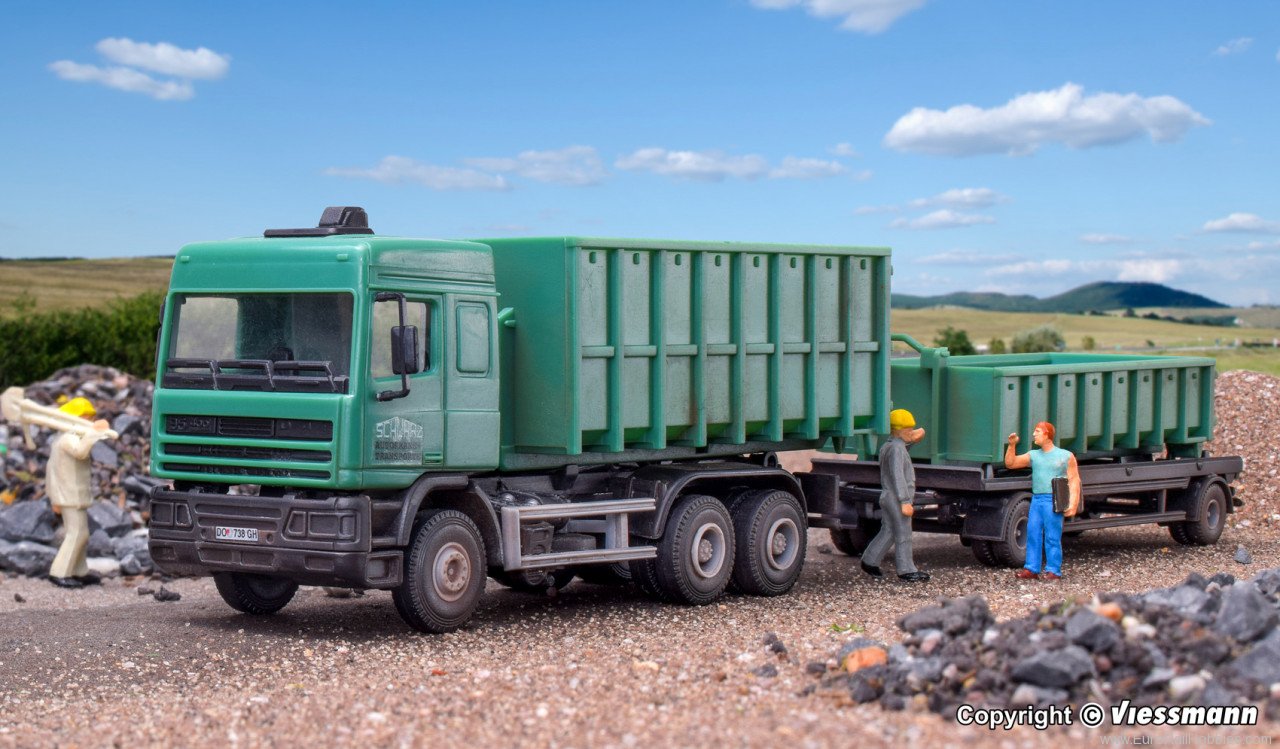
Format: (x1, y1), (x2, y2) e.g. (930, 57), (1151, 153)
(0, 292), (163, 388)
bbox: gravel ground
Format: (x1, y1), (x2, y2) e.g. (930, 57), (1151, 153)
(1, 369), (1277, 747)
(2, 523), (1277, 748)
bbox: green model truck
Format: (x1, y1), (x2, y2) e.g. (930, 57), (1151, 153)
(148, 207), (892, 632)
(147, 207), (1243, 632)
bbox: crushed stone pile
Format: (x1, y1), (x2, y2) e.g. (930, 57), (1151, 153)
(0, 364), (163, 577)
(1205, 369), (1279, 528)
(810, 566), (1280, 723)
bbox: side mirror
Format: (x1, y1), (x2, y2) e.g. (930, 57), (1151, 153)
(391, 325), (420, 375)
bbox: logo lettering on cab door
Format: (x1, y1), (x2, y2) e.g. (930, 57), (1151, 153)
(374, 417), (423, 462)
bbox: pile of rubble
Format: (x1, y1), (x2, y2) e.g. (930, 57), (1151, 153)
(1205, 369), (1279, 527)
(811, 567), (1280, 722)
(0, 365), (161, 578)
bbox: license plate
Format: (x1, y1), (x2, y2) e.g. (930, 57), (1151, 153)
(215, 526), (259, 543)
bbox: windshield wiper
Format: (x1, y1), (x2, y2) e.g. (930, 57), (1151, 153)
(164, 358), (343, 393)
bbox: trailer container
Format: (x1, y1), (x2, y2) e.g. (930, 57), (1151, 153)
(809, 338), (1243, 568)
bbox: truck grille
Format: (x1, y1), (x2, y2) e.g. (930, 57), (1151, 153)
(166, 415), (333, 441)
(161, 463), (331, 480)
(164, 444), (331, 463)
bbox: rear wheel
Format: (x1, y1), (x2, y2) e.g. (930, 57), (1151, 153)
(393, 509), (487, 633)
(632, 494), (734, 605)
(1170, 481), (1228, 546)
(214, 573), (298, 615)
(729, 489), (806, 596)
(989, 497), (1030, 568)
(828, 518), (880, 557)
(971, 539), (1001, 567)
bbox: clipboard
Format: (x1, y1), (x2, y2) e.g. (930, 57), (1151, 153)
(1051, 476), (1071, 514)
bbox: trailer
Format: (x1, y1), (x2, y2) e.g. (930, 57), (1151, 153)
(806, 337), (1244, 566)
(147, 207), (890, 632)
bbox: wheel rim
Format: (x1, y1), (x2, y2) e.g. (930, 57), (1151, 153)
(1014, 515), (1028, 551)
(690, 521), (727, 579)
(765, 517), (800, 571)
(432, 542), (472, 602)
(1206, 496), (1222, 529)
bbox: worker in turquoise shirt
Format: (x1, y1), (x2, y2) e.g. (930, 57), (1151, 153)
(1004, 421), (1081, 581)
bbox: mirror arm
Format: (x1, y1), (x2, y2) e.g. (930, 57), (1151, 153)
(375, 291), (411, 401)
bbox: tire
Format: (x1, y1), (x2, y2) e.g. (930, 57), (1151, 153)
(213, 573), (298, 615)
(990, 497), (1030, 568)
(971, 539), (1001, 567)
(392, 509), (487, 634)
(828, 518), (881, 557)
(492, 568), (576, 593)
(632, 494), (735, 605)
(1170, 481), (1228, 546)
(729, 489), (806, 596)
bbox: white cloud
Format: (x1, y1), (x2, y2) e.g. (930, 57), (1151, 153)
(463, 146), (606, 186)
(324, 156), (511, 191)
(1080, 233), (1134, 245)
(96, 38), (230, 79)
(1202, 212), (1280, 234)
(1247, 240), (1280, 251)
(748, 0), (928, 34)
(615, 148), (848, 182)
(830, 142), (860, 157)
(616, 148), (768, 181)
(890, 209), (996, 230)
(917, 250), (1018, 265)
(909, 187), (1007, 209)
(884, 83), (1210, 156)
(1213, 38), (1253, 56)
(48, 61), (194, 101)
(769, 156), (848, 179)
(986, 258), (1183, 283)
(850, 169), (874, 181)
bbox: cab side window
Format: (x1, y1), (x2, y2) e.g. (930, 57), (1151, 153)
(371, 299), (430, 379)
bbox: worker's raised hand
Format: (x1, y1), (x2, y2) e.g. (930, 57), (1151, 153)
(901, 503), (914, 518)
(1007, 432), (1019, 446)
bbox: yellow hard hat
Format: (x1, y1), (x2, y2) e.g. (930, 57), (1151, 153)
(889, 408), (917, 431)
(59, 397), (97, 419)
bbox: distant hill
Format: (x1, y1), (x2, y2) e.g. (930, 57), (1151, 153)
(893, 282), (1226, 312)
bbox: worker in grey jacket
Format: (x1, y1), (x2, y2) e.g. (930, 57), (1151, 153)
(861, 409), (930, 583)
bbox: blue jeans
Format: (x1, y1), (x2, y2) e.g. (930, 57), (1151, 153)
(1025, 493), (1063, 575)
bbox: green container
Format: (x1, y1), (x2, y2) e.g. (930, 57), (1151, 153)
(889, 350), (1217, 465)
(485, 238), (892, 469)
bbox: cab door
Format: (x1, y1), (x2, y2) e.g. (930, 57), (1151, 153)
(365, 293), (445, 471)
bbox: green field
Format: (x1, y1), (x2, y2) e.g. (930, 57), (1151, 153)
(3, 258), (1278, 377)
(0, 258), (173, 318)
(893, 308), (1280, 377)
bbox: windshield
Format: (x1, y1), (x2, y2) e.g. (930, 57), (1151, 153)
(163, 293), (354, 393)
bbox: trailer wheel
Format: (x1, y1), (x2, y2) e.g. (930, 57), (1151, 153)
(1170, 481), (1228, 546)
(729, 489), (806, 596)
(989, 497), (1030, 568)
(970, 539), (1001, 567)
(213, 573), (298, 615)
(392, 509), (487, 633)
(828, 519), (881, 557)
(634, 494), (735, 605)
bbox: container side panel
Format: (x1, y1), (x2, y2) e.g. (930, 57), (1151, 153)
(742, 254), (770, 433)
(780, 254), (807, 425)
(621, 250), (652, 441)
(704, 252), (732, 435)
(578, 251), (609, 435)
(664, 251), (695, 438)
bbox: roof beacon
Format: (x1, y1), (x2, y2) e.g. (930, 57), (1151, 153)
(264, 206), (374, 238)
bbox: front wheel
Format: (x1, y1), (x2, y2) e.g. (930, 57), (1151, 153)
(730, 489), (806, 596)
(828, 518), (881, 557)
(214, 573), (298, 615)
(393, 509), (487, 633)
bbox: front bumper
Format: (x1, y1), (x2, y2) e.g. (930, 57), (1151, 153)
(148, 488), (402, 589)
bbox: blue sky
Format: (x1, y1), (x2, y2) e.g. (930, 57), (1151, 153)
(2, 1), (1278, 304)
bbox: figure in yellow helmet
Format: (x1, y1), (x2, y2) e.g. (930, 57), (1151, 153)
(861, 409), (930, 583)
(45, 400), (115, 588)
